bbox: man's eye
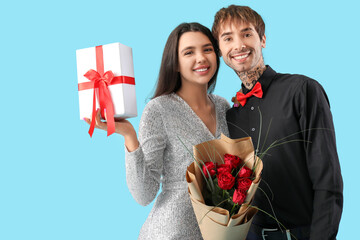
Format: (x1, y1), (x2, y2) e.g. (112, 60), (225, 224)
(223, 37), (231, 42)
(244, 33), (252, 38)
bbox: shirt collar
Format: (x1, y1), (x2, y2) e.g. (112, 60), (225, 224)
(241, 65), (277, 95)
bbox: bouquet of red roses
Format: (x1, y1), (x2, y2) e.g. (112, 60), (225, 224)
(202, 153), (256, 214)
(186, 134), (263, 240)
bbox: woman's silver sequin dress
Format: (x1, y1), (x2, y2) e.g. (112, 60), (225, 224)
(125, 93), (230, 240)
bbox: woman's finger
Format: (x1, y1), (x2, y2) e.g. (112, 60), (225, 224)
(83, 117), (91, 125)
(95, 109), (107, 130)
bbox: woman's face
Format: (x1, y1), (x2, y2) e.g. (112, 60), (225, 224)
(177, 32), (217, 88)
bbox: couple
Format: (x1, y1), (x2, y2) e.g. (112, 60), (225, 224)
(86, 5), (343, 240)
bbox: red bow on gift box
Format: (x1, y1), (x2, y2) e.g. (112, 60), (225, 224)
(78, 45), (135, 137)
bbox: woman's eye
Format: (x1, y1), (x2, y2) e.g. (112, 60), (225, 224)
(223, 37), (231, 42)
(204, 48), (214, 52)
(184, 51), (193, 56)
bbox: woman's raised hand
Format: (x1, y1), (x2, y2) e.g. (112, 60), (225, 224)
(84, 109), (139, 152)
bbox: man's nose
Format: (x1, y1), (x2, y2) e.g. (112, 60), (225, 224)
(233, 38), (245, 51)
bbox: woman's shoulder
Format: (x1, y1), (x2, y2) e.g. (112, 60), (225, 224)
(146, 93), (230, 112)
(209, 94), (230, 109)
(146, 93), (177, 105)
(143, 94), (178, 113)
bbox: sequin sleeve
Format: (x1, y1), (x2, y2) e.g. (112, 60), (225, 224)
(125, 100), (166, 206)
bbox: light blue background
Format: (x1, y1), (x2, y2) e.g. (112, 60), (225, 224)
(1, 0), (358, 239)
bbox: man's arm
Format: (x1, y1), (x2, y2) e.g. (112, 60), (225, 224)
(298, 78), (343, 240)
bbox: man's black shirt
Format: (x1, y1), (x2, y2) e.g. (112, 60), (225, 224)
(226, 66), (343, 239)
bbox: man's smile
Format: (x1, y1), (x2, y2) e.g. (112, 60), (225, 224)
(231, 51), (251, 62)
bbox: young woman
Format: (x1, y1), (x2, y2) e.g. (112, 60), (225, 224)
(86, 23), (230, 239)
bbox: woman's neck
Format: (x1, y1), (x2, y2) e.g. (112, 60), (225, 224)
(176, 84), (210, 110)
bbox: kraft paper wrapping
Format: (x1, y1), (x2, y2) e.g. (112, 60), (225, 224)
(186, 134), (263, 240)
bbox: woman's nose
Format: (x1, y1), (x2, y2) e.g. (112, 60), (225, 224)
(196, 53), (206, 63)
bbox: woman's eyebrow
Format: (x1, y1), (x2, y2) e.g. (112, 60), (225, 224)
(180, 46), (194, 53)
(180, 43), (213, 53)
(202, 43), (213, 48)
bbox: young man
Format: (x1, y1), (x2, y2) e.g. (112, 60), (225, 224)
(212, 5), (343, 240)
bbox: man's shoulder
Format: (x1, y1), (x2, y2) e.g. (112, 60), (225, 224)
(271, 70), (328, 102)
(274, 71), (316, 85)
(271, 70), (324, 92)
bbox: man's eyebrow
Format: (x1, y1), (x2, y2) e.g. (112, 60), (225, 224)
(220, 31), (232, 38)
(220, 27), (254, 38)
(241, 27), (255, 32)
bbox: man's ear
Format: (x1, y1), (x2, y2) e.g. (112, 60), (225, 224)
(261, 34), (266, 48)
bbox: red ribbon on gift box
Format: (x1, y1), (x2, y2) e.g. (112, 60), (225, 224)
(78, 45), (135, 137)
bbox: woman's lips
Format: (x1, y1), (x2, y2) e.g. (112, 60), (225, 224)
(193, 66), (210, 75)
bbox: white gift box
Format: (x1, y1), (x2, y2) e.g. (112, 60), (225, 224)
(76, 42), (137, 120)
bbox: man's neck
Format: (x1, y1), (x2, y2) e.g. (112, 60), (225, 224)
(236, 62), (266, 90)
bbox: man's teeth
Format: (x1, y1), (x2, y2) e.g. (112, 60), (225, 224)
(234, 54), (249, 60)
(194, 68), (208, 72)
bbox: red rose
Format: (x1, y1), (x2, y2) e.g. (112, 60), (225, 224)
(237, 178), (252, 191)
(238, 166), (253, 179)
(217, 163), (232, 174)
(224, 154), (241, 169)
(217, 172), (235, 190)
(232, 189), (246, 204)
(202, 162), (216, 178)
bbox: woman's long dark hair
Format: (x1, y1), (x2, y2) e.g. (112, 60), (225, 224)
(151, 22), (220, 99)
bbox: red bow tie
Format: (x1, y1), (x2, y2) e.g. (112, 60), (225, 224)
(236, 82), (263, 106)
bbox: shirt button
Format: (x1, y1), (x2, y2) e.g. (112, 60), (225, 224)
(251, 106), (254, 110)
(251, 128), (255, 131)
